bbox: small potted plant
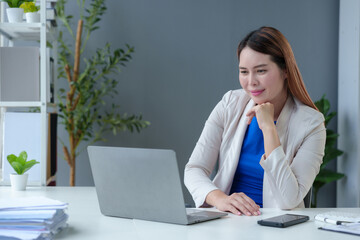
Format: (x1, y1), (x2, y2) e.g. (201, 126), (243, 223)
(7, 151), (39, 191)
(20, 1), (40, 23)
(0, 0), (34, 23)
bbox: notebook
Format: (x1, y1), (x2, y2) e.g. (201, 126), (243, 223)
(319, 223), (360, 236)
(316, 211), (360, 236)
(315, 211), (360, 225)
(87, 146), (227, 225)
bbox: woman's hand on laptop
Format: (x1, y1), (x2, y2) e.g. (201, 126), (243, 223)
(206, 190), (261, 216)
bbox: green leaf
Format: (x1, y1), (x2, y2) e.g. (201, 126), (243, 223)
(7, 154), (17, 165)
(10, 161), (24, 175)
(315, 169), (345, 184)
(321, 148), (343, 169)
(22, 160), (39, 174)
(46, 41), (53, 48)
(315, 95), (330, 116)
(19, 151), (27, 160)
(325, 112), (336, 127)
(18, 151), (27, 164)
(312, 180), (325, 191)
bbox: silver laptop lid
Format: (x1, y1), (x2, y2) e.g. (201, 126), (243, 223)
(88, 146), (189, 224)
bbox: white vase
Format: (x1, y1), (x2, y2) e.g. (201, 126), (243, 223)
(6, 8), (24, 23)
(10, 173), (28, 191)
(25, 12), (40, 23)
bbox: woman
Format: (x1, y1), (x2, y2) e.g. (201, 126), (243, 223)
(184, 26), (326, 216)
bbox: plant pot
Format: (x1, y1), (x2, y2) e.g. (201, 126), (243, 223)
(6, 8), (24, 23)
(10, 173), (28, 191)
(25, 12), (40, 23)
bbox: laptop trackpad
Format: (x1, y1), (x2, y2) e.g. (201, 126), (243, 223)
(186, 209), (227, 224)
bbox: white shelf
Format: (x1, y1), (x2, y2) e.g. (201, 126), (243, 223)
(0, 0), (57, 186)
(0, 101), (42, 107)
(0, 22), (54, 41)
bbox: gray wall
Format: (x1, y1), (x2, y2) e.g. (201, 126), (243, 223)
(57, 0), (339, 207)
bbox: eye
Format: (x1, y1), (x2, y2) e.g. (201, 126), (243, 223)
(240, 70), (248, 74)
(257, 69), (267, 74)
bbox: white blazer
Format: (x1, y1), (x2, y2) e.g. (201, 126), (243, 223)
(184, 89), (326, 209)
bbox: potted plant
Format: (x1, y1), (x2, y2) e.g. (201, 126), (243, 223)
(311, 96), (345, 207)
(1, 0), (33, 23)
(7, 151), (39, 191)
(20, 1), (40, 23)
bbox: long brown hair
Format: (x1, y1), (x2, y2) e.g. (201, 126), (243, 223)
(237, 26), (317, 110)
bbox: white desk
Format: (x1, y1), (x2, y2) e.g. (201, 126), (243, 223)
(0, 186), (359, 240)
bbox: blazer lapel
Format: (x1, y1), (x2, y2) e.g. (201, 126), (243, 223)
(215, 98), (256, 194)
(275, 95), (295, 149)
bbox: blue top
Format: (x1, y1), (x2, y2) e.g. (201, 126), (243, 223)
(229, 117), (265, 207)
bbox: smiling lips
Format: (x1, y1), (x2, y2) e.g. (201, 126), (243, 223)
(250, 90), (264, 96)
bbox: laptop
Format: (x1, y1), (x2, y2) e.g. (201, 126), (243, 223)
(88, 146), (228, 225)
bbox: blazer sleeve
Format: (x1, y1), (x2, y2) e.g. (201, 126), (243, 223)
(260, 120), (326, 209)
(184, 91), (232, 208)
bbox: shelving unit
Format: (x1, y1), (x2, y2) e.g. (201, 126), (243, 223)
(0, 0), (57, 186)
(0, 22), (54, 40)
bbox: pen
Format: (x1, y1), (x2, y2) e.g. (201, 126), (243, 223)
(315, 215), (352, 225)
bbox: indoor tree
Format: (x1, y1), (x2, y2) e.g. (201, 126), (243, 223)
(56, 0), (149, 186)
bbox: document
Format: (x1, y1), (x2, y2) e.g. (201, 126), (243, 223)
(0, 197), (68, 240)
(0, 230), (49, 240)
(0, 196), (67, 210)
(319, 223), (360, 236)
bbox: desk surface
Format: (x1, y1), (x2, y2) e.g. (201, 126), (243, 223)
(0, 186), (359, 240)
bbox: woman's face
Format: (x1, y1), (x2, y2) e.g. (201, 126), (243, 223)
(239, 47), (287, 107)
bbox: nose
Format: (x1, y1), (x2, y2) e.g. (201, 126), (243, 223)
(248, 72), (258, 86)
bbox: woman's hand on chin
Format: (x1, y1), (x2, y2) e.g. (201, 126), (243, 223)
(246, 102), (275, 130)
(246, 102), (281, 159)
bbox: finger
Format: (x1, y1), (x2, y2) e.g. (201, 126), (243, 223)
(242, 196), (260, 214)
(233, 194), (260, 216)
(246, 114), (255, 125)
(226, 204), (242, 216)
(246, 106), (258, 117)
(238, 200), (259, 216)
(239, 207), (254, 216)
(246, 106), (259, 124)
(246, 110), (256, 124)
(232, 199), (255, 216)
(257, 209), (262, 215)
(241, 194), (260, 209)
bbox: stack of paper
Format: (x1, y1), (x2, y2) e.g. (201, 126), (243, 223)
(0, 196), (68, 240)
(319, 223), (360, 236)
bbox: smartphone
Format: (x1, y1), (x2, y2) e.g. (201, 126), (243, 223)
(257, 214), (309, 228)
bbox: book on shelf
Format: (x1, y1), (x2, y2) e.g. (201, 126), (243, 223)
(47, 113), (57, 186)
(46, 8), (57, 20)
(35, 0), (58, 8)
(35, 0), (58, 20)
(45, 8), (58, 27)
(46, 47), (55, 103)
